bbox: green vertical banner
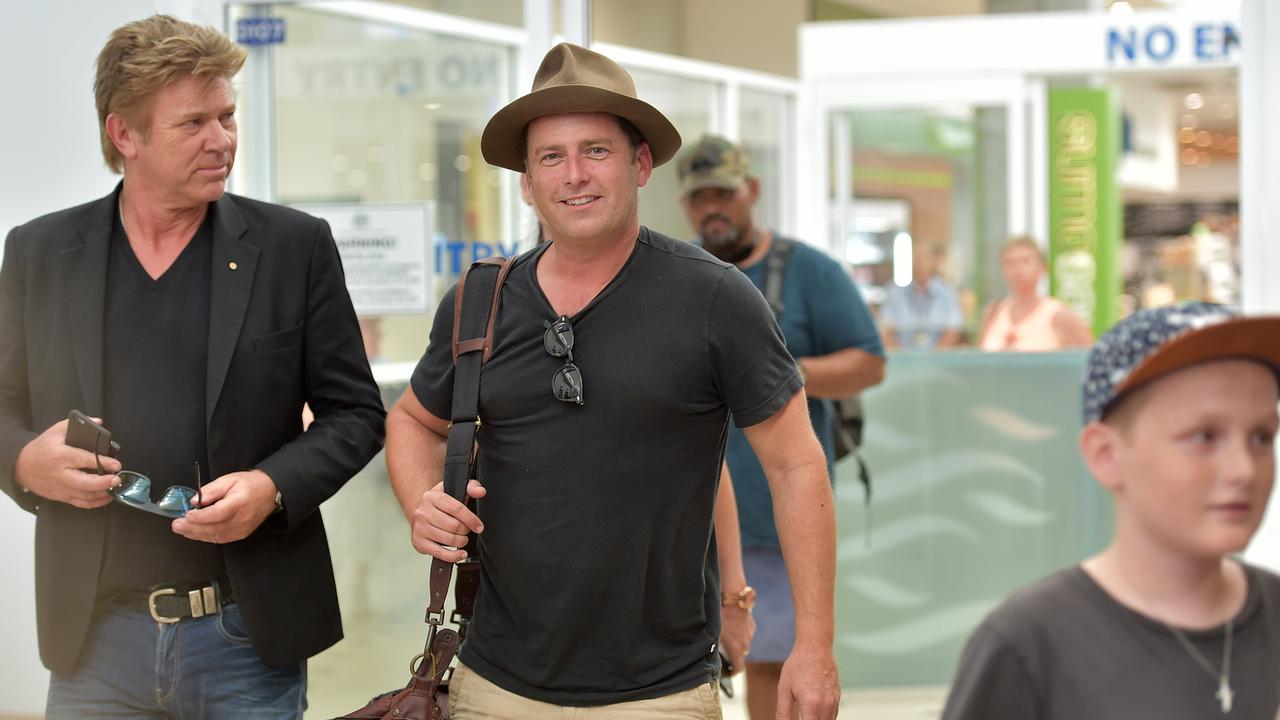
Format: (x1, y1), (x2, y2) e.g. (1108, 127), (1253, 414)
(1048, 87), (1121, 336)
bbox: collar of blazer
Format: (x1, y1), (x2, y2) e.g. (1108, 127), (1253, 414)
(61, 184), (260, 423)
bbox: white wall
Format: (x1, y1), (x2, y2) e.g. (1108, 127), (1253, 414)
(0, 1), (226, 712)
(1241, 0), (1280, 574)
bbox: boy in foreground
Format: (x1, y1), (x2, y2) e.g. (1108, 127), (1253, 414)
(943, 302), (1280, 719)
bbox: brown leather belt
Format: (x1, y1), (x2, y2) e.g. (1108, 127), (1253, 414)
(108, 578), (233, 624)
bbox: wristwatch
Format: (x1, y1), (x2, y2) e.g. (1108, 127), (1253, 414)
(721, 586), (756, 610)
(273, 489), (284, 514)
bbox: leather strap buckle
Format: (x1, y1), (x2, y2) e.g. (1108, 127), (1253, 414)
(148, 588), (179, 624)
(147, 584), (220, 623)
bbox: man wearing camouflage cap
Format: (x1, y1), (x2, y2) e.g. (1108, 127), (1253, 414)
(388, 45), (841, 717)
(678, 134), (884, 720)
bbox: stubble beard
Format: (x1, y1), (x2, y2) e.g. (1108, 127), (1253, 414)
(699, 221), (753, 264)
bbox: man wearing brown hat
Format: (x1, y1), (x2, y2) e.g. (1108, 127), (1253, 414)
(677, 135), (884, 720)
(387, 44), (841, 718)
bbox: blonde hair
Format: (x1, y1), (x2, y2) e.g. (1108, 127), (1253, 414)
(1000, 235), (1046, 265)
(94, 15), (246, 173)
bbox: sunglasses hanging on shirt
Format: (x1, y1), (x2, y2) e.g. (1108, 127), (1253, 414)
(543, 315), (585, 406)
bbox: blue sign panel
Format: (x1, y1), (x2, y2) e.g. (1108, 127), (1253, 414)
(237, 17), (286, 46)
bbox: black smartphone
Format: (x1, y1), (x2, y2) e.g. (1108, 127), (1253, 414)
(65, 410), (119, 464)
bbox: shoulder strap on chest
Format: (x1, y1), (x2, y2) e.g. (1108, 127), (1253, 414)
(452, 255), (517, 365)
(763, 235), (794, 318)
(444, 255), (515, 504)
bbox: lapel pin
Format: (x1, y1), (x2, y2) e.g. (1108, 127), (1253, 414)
(228, 261), (238, 271)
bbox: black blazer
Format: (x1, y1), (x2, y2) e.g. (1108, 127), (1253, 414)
(0, 188), (386, 672)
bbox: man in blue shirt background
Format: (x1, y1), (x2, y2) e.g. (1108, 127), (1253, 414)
(678, 135), (886, 720)
(881, 239), (965, 349)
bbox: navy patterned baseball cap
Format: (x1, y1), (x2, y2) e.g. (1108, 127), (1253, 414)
(1082, 302), (1280, 424)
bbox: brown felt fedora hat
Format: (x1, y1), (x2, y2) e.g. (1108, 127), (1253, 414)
(481, 43), (682, 173)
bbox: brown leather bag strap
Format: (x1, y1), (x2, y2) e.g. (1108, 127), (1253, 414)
(452, 559), (482, 632)
(426, 558), (454, 623)
(451, 256), (512, 363)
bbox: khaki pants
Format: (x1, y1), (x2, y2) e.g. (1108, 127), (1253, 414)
(448, 663), (722, 720)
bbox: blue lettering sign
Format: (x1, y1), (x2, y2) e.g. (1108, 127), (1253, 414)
(1194, 24), (1217, 60)
(1144, 25), (1176, 62)
(1107, 27), (1137, 63)
(444, 242), (467, 275)
(1222, 23), (1241, 58)
(236, 17), (286, 46)
(434, 240), (523, 274)
(1108, 21), (1240, 67)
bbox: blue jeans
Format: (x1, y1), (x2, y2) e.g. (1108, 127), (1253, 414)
(46, 603), (306, 719)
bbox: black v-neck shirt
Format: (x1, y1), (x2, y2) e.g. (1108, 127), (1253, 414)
(97, 207), (223, 596)
(411, 228), (802, 704)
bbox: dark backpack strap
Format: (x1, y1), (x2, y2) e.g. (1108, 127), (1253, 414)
(443, 256), (515, 504)
(425, 255), (515, 627)
(764, 235), (874, 539)
(763, 235), (793, 318)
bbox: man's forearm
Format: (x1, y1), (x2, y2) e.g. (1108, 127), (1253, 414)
(800, 347), (885, 399)
(386, 401), (447, 521)
(771, 460), (837, 648)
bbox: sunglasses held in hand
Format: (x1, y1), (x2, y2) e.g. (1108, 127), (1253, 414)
(107, 457), (206, 519)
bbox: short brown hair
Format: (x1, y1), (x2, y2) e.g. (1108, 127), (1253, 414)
(94, 15), (246, 173)
(1001, 235), (1046, 264)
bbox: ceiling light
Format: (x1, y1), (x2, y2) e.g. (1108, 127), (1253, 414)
(1184, 93), (1204, 110)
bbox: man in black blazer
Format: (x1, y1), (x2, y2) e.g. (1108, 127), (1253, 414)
(0, 16), (384, 718)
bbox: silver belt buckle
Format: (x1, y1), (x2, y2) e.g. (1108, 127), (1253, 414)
(148, 584), (218, 623)
(148, 588), (180, 624)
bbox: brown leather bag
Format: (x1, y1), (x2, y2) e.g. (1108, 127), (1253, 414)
(334, 256), (514, 720)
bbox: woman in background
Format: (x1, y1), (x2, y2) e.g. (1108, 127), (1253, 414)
(979, 236), (1093, 352)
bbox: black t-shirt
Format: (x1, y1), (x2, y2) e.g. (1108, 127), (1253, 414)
(97, 207), (223, 596)
(942, 563), (1280, 720)
(411, 227), (801, 704)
